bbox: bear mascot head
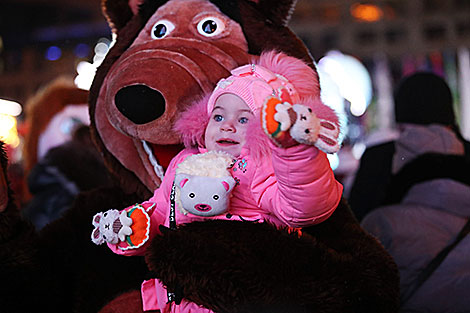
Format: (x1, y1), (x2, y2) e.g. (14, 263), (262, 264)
(89, 0), (315, 198)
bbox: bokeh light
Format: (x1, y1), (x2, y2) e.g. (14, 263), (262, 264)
(318, 51), (372, 117)
(350, 3), (383, 23)
(74, 37), (112, 90)
(74, 43), (91, 58)
(45, 46), (62, 61)
(327, 153), (340, 171)
(0, 99), (22, 116)
(316, 66), (348, 143)
(74, 61), (96, 90)
(0, 114), (20, 148)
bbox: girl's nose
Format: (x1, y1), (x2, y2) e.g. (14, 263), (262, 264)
(220, 120), (235, 132)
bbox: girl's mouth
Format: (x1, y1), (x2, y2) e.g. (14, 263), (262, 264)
(217, 139), (238, 145)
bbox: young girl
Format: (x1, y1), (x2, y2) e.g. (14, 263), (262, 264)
(92, 51), (343, 312)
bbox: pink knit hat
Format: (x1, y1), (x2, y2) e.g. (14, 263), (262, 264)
(206, 51), (320, 115)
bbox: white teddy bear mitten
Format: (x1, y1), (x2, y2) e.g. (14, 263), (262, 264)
(91, 203), (154, 250)
(261, 96), (341, 153)
(289, 104), (341, 153)
(91, 209), (133, 245)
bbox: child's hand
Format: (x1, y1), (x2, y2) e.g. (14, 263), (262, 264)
(91, 209), (133, 245)
(261, 97), (341, 153)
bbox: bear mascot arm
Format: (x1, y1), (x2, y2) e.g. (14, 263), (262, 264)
(0, 0), (399, 312)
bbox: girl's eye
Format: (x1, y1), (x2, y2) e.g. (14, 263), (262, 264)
(151, 20), (175, 39)
(196, 17), (225, 37)
(214, 114), (223, 122)
(239, 117), (249, 124)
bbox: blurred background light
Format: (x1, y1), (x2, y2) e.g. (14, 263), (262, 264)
(0, 114), (20, 148)
(74, 38), (112, 90)
(74, 43), (91, 58)
(318, 51), (372, 117)
(458, 47), (470, 140)
(327, 153), (340, 171)
(316, 66), (348, 142)
(45, 46), (62, 61)
(0, 99), (22, 116)
(351, 3), (383, 23)
(74, 61), (96, 90)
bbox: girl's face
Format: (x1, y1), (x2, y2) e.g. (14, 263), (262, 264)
(204, 93), (253, 157)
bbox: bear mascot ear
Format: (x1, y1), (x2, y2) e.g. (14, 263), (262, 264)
(236, 0), (315, 68)
(102, 0), (145, 33)
(248, 0), (296, 26)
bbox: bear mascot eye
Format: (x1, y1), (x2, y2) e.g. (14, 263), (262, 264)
(213, 194), (219, 200)
(151, 20), (175, 39)
(196, 16), (225, 37)
(189, 193), (195, 198)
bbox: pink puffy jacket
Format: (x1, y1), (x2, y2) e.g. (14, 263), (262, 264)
(109, 142), (343, 312)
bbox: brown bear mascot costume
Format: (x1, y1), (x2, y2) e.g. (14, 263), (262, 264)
(0, 0), (399, 312)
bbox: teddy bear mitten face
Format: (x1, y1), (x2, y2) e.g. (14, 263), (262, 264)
(91, 210), (133, 245)
(289, 103), (341, 153)
(91, 204), (153, 251)
(262, 96), (341, 153)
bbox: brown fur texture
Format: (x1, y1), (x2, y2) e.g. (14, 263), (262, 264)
(0, 141), (44, 312)
(147, 200), (399, 313)
(1, 185), (149, 312)
(102, 0), (135, 32)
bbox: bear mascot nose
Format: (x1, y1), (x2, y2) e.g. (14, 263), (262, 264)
(115, 85), (166, 124)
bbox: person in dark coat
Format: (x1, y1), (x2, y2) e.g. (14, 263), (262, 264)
(22, 126), (113, 229)
(356, 71), (470, 312)
(362, 152), (470, 312)
(348, 72), (470, 221)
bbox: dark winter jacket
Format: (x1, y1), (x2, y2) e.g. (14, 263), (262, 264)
(349, 124), (470, 221)
(361, 125), (470, 312)
(22, 140), (112, 229)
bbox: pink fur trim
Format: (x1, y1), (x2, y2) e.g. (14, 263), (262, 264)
(173, 94), (210, 149)
(256, 51), (321, 100)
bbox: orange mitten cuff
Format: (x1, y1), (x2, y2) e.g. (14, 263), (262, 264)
(117, 203), (154, 251)
(261, 96), (297, 148)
